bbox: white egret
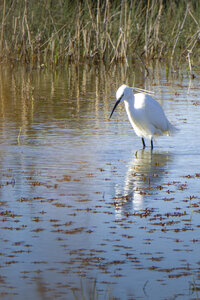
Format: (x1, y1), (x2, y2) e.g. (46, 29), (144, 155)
(110, 84), (177, 149)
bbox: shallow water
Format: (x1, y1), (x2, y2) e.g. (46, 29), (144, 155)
(0, 63), (200, 299)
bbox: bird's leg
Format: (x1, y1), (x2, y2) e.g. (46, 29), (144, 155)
(142, 138), (146, 149)
(151, 139), (153, 150)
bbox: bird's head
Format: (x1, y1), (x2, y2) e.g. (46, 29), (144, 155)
(109, 85), (133, 119)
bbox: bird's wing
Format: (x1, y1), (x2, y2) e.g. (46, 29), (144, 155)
(143, 94), (170, 132)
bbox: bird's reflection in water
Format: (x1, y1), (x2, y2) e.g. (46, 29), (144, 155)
(114, 150), (173, 218)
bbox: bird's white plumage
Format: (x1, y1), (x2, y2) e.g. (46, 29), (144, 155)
(110, 84), (177, 148)
(124, 92), (173, 138)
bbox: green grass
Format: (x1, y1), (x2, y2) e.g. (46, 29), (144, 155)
(1, 0), (200, 67)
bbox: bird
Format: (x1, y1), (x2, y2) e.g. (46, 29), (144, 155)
(109, 84), (177, 150)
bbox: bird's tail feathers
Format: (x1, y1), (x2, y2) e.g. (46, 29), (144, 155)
(168, 122), (179, 136)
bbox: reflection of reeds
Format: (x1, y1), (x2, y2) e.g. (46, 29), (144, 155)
(0, 1), (200, 65)
(73, 279), (114, 300)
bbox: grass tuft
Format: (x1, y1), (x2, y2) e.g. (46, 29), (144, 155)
(0, 1), (200, 67)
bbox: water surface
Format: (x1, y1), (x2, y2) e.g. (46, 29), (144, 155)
(0, 63), (200, 299)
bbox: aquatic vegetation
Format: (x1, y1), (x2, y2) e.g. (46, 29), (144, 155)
(0, 0), (200, 67)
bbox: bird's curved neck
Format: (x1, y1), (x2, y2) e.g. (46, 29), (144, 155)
(124, 93), (135, 104)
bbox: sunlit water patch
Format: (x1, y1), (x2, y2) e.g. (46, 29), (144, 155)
(0, 63), (200, 299)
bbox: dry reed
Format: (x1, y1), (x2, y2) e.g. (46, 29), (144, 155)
(0, 0), (200, 67)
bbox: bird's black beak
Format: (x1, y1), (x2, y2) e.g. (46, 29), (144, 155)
(109, 93), (125, 119)
(109, 99), (120, 119)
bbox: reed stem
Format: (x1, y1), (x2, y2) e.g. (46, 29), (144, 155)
(0, 0), (199, 66)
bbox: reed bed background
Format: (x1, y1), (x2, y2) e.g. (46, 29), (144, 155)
(0, 0), (200, 67)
